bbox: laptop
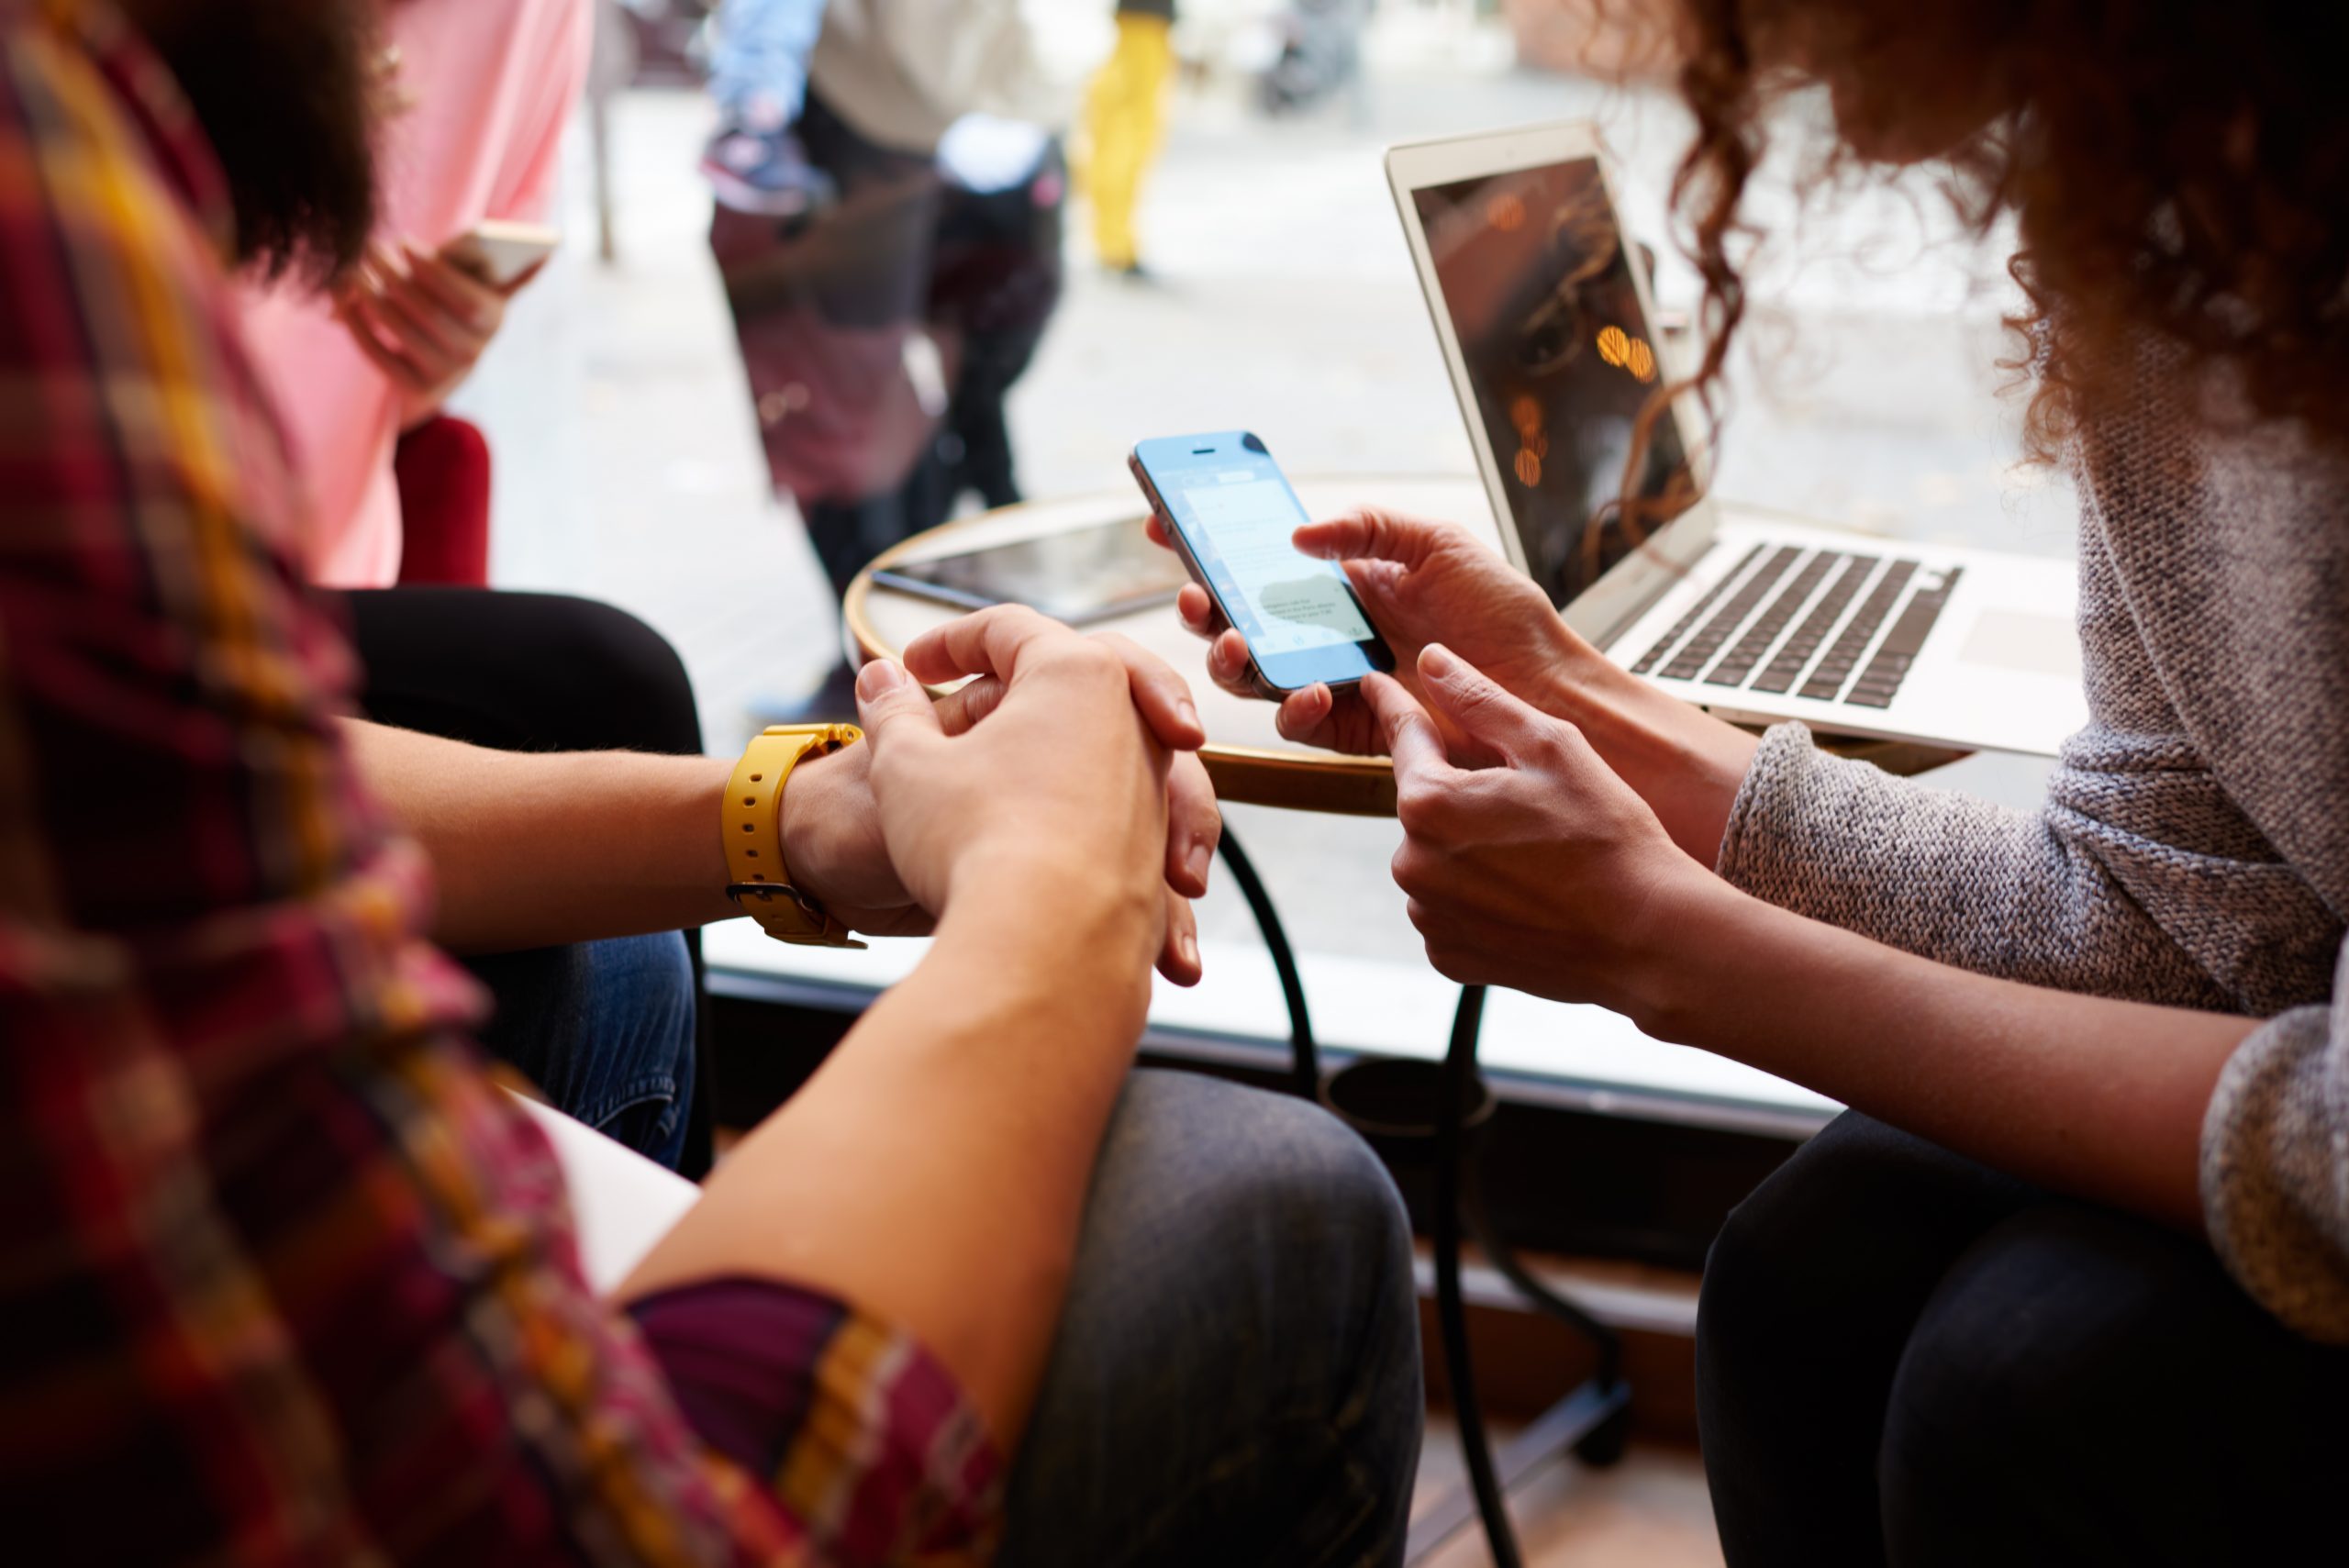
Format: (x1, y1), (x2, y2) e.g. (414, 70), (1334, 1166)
(1386, 122), (2087, 757)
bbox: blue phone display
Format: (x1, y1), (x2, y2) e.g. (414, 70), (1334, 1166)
(1130, 432), (1395, 693)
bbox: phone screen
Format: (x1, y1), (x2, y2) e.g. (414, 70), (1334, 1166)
(1132, 432), (1392, 691)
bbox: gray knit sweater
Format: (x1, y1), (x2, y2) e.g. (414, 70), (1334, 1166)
(1714, 367), (2349, 1342)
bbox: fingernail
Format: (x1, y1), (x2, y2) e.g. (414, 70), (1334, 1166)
(1186, 840), (1212, 888)
(1182, 930), (1199, 969)
(1421, 643), (1459, 677)
(1177, 698), (1201, 735)
(856, 660), (905, 699)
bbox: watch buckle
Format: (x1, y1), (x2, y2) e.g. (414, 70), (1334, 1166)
(726, 882), (869, 950)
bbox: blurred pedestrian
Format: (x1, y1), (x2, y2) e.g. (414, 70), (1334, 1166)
(1084, 0), (1174, 279)
(710, 0), (1064, 716)
(700, 0), (837, 215)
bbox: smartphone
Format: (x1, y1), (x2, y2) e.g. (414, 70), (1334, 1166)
(446, 219), (560, 287)
(1129, 431), (1395, 695)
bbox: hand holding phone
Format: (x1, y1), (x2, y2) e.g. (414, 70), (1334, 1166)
(1129, 431), (1396, 696)
(337, 235), (525, 417)
(445, 219), (560, 289)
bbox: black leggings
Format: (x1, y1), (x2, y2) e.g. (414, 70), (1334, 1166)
(1697, 1112), (2349, 1567)
(340, 587), (701, 757)
(338, 586), (713, 1173)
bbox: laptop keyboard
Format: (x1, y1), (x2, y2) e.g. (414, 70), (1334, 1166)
(1750, 554), (1875, 695)
(1627, 543), (1765, 677)
(1631, 545), (1959, 709)
(1657, 547), (1803, 681)
(1843, 565), (1964, 708)
(1799, 560), (1915, 701)
(1704, 550), (1840, 688)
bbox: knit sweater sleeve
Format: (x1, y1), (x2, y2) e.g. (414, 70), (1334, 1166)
(1716, 721), (2269, 1009)
(2201, 940), (2349, 1342)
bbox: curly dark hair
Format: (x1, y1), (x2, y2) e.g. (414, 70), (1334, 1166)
(122, 0), (385, 284)
(1652, 0), (2349, 467)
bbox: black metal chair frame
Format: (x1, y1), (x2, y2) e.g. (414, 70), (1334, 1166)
(1216, 826), (1630, 1567)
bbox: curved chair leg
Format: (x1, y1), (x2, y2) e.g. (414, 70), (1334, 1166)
(1213, 825), (1318, 1096)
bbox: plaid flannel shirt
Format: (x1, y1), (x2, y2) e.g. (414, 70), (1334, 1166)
(0, 2), (996, 1560)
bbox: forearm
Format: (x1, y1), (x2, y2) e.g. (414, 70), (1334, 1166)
(618, 873), (1158, 1448)
(1633, 884), (2258, 1230)
(340, 717), (740, 951)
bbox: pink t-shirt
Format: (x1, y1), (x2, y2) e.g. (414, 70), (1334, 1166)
(239, 0), (591, 588)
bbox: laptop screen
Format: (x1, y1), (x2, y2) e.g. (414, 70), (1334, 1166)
(1409, 156), (1700, 609)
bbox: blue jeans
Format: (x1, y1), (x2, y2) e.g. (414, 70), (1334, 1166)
(708, 0), (828, 124)
(467, 933), (698, 1171)
(1000, 1071), (1423, 1568)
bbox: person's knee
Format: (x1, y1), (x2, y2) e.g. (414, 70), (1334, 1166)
(1059, 1071), (1419, 1435)
(522, 593), (701, 754)
(1698, 1111), (2012, 1481)
(1702, 1113), (2005, 1349)
(1697, 1140), (1817, 1463)
(1105, 1072), (1411, 1308)
(1004, 1073), (1419, 1568)
(1132, 1073), (1419, 1482)
(1214, 1075), (1400, 1227)
(1699, 1114), (1879, 1368)
(1877, 1207), (2224, 1564)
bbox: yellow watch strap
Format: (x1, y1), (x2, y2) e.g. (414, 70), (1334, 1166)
(723, 723), (865, 949)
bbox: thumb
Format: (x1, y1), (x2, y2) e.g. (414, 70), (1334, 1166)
(1412, 644), (1549, 764)
(854, 659), (944, 755)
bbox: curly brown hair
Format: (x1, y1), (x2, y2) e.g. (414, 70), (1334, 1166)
(1652, 0), (2349, 466)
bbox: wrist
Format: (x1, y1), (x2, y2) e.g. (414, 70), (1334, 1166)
(724, 726), (873, 946)
(935, 847), (1163, 1026)
(685, 754), (746, 925)
(948, 842), (1156, 927)
(1615, 866), (1750, 1042)
(775, 743), (863, 901)
(946, 843), (1161, 959)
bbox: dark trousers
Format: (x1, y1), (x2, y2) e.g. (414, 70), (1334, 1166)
(338, 587), (712, 1173)
(340, 586), (701, 757)
(1697, 1112), (2349, 1567)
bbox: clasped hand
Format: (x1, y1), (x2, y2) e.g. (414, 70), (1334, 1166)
(785, 606), (1220, 988)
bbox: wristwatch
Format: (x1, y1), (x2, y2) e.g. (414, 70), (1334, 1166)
(723, 722), (866, 949)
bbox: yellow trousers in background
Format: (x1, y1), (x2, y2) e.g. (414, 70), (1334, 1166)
(1084, 15), (1174, 270)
